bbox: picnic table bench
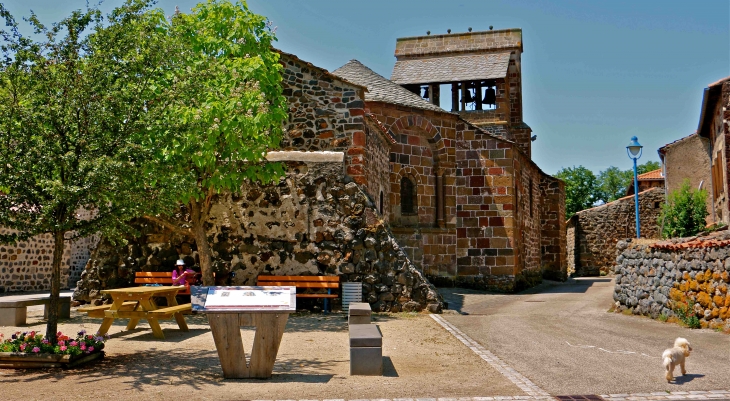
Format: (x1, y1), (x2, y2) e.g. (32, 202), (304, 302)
(0, 295), (71, 326)
(78, 286), (190, 339)
(256, 275), (340, 312)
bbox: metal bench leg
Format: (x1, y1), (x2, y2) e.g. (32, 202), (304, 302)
(0, 307), (27, 326)
(324, 289), (331, 314)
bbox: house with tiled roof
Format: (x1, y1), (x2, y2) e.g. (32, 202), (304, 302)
(657, 132), (712, 222)
(697, 76), (730, 224)
(625, 168), (665, 196)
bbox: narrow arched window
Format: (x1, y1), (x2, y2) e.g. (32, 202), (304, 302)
(400, 177), (416, 214)
(379, 191), (384, 215)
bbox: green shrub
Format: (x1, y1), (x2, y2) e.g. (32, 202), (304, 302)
(673, 300), (701, 329)
(659, 180), (708, 239)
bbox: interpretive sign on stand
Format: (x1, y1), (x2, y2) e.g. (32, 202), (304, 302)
(191, 286), (296, 379)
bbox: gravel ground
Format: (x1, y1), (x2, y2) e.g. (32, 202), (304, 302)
(0, 306), (522, 401)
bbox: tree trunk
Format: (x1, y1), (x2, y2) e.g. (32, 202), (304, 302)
(46, 230), (65, 344)
(190, 200), (215, 286)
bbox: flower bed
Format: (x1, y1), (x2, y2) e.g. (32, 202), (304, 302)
(0, 330), (107, 369)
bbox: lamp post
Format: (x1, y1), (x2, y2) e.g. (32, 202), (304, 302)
(626, 136), (643, 238)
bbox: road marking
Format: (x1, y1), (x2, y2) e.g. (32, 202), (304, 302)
(565, 341), (659, 358)
(430, 314), (552, 399)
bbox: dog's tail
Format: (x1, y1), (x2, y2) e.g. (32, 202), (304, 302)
(662, 349), (673, 368)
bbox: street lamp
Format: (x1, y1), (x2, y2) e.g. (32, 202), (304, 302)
(626, 136), (643, 238)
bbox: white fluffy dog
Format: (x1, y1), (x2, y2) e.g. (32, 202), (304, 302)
(662, 337), (692, 382)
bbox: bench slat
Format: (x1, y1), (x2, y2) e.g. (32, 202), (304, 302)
(135, 272), (174, 277)
(257, 275), (339, 282)
(257, 281), (339, 289)
(134, 278), (174, 284)
(296, 294), (339, 298)
(147, 304), (192, 315)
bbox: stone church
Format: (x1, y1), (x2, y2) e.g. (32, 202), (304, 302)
(2, 28), (566, 310)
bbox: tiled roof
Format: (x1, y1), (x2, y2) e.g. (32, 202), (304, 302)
(658, 132), (697, 158)
(332, 60), (450, 114)
(637, 169), (663, 181)
(391, 52), (511, 85)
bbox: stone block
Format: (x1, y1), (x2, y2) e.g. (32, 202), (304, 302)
(349, 323), (382, 347)
(350, 346), (382, 376)
(0, 307), (26, 326)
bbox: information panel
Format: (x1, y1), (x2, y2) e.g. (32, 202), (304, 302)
(191, 286), (296, 312)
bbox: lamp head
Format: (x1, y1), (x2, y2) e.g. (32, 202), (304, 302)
(626, 136), (643, 159)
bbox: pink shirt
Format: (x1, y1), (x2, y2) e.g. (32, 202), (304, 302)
(172, 268), (196, 285)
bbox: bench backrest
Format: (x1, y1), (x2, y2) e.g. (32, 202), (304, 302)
(134, 272), (174, 285)
(256, 275), (340, 289)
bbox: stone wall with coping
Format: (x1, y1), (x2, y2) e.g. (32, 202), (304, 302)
(74, 154), (444, 313)
(567, 188), (665, 276)
(614, 230), (730, 329)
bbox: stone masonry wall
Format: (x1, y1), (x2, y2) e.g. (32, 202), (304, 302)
(614, 230), (730, 329)
(74, 156), (444, 313)
(278, 53), (368, 184)
(568, 188), (665, 276)
(0, 227), (98, 293)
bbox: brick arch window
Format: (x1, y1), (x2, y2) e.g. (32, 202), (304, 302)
(400, 177), (417, 215)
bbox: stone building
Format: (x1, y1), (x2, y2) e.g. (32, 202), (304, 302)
(333, 28), (566, 290)
(567, 188), (665, 276)
(658, 132), (712, 222)
(626, 169), (664, 196)
(697, 76), (730, 224)
(6, 28), (567, 301)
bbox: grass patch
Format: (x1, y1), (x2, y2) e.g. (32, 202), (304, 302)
(658, 313), (669, 322)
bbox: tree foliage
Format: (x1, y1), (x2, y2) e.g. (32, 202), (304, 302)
(0, 0), (176, 341)
(555, 166), (599, 218)
(147, 0), (287, 285)
(659, 180), (708, 239)
(597, 166), (633, 204)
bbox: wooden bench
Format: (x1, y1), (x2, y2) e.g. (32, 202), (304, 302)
(134, 272), (193, 295)
(77, 301), (138, 318)
(0, 295), (71, 326)
(256, 275), (340, 312)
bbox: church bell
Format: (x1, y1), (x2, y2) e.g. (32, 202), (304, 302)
(482, 87), (496, 106)
(461, 88), (475, 104)
(422, 86), (430, 99)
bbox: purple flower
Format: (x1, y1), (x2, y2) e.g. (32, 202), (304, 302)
(32, 347), (40, 353)
(78, 330), (86, 336)
(88, 346), (94, 352)
(11, 334), (17, 339)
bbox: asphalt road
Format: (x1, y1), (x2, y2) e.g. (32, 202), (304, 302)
(439, 277), (730, 395)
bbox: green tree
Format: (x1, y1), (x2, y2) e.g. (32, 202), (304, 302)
(659, 180), (708, 239)
(597, 166), (633, 203)
(148, 0), (287, 285)
(0, 0), (175, 341)
(555, 166), (600, 218)
(637, 160), (661, 175)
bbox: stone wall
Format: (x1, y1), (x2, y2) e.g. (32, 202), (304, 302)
(394, 29), (523, 58)
(614, 230), (730, 329)
(74, 155), (444, 313)
(0, 228), (97, 293)
(567, 188), (665, 276)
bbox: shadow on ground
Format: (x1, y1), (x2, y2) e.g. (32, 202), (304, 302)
(0, 349), (337, 390)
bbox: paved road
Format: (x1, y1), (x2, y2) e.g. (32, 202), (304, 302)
(439, 278), (730, 396)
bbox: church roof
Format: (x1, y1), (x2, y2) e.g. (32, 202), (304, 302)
(391, 52), (511, 85)
(332, 59), (451, 114)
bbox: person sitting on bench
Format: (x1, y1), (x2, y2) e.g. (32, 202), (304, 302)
(172, 259), (197, 290)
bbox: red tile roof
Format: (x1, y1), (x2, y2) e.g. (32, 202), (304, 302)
(637, 168), (663, 181)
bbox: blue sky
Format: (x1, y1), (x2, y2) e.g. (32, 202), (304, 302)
(2, 0), (728, 175)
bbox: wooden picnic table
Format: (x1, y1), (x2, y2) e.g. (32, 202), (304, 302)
(85, 286), (191, 339)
